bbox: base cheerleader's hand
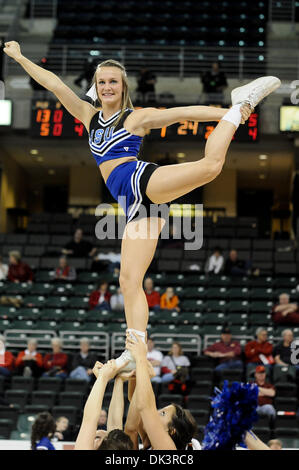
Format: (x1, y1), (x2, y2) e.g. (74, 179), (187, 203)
(240, 103), (253, 124)
(92, 359), (129, 380)
(125, 331), (148, 361)
(3, 41), (23, 62)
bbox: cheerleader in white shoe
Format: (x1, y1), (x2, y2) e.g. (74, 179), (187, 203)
(4, 41), (281, 371)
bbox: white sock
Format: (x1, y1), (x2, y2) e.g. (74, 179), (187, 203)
(221, 104), (242, 129)
(127, 328), (146, 344)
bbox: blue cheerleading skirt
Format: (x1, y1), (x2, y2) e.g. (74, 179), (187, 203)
(105, 160), (169, 223)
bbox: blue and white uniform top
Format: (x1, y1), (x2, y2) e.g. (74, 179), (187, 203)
(88, 108), (143, 166)
(34, 436), (56, 450)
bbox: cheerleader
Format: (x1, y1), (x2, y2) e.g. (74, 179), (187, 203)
(4, 41), (281, 371)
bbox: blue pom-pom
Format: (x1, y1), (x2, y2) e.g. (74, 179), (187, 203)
(202, 381), (259, 450)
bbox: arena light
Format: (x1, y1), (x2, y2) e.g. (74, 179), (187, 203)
(30, 149), (39, 155)
(259, 154), (268, 160)
(0, 100), (12, 126)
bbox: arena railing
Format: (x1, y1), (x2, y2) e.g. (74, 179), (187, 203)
(4, 329), (57, 349)
(203, 334), (298, 350)
(111, 332), (202, 357)
(5, 43), (299, 80)
(59, 330), (109, 362)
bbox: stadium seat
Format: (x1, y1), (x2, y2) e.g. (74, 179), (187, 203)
(275, 383), (297, 398)
(42, 308), (65, 321)
(0, 405), (20, 428)
(189, 381), (213, 396)
(226, 313), (248, 325)
(205, 300), (227, 313)
(178, 312), (203, 325)
(226, 300), (249, 313)
(157, 394), (183, 408)
(64, 379), (89, 394)
(274, 397), (298, 412)
(11, 377), (34, 393)
(5, 390), (30, 409)
(186, 395), (211, 411)
(203, 312), (226, 325)
(273, 365), (296, 384)
(15, 308), (41, 321)
(249, 313), (272, 325)
(58, 391), (86, 408)
(216, 369), (243, 383)
(31, 391), (57, 408)
(52, 406), (78, 425)
(189, 409), (210, 426)
(0, 419), (14, 439)
(274, 414), (299, 429)
(17, 413), (36, 434)
(191, 367), (214, 382)
(37, 377), (62, 393)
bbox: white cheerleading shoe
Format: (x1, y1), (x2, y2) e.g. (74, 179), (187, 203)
(231, 76), (281, 109)
(115, 349), (136, 372)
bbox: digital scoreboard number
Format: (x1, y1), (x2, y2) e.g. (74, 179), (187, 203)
(31, 100), (87, 138)
(30, 100), (259, 142)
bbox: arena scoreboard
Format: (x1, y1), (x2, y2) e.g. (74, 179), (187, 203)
(30, 100), (259, 142)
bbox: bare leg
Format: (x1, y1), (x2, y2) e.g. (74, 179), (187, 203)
(119, 217), (165, 332)
(146, 120), (237, 204)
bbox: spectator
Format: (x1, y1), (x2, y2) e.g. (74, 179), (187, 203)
(43, 338), (68, 379)
(97, 409), (107, 431)
(54, 416), (73, 442)
(161, 342), (190, 384)
(267, 439), (283, 450)
(273, 329), (299, 370)
(160, 287), (180, 312)
(224, 249), (251, 277)
(203, 327), (243, 371)
(31, 411), (56, 450)
(8, 250), (33, 283)
(201, 62), (227, 103)
(254, 365), (276, 421)
(244, 328), (274, 365)
(69, 338), (97, 382)
(15, 338), (43, 378)
(53, 256), (76, 282)
(147, 337), (163, 384)
(0, 255), (8, 281)
(110, 287), (124, 311)
(272, 293), (299, 325)
(136, 67), (156, 102)
(205, 247), (224, 275)
(92, 251), (121, 274)
(74, 57), (96, 94)
(144, 277), (160, 310)
(0, 335), (15, 377)
(89, 281), (112, 310)
(62, 228), (97, 258)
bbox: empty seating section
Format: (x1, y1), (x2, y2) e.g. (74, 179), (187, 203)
(1, 212), (299, 441)
(51, 0), (267, 47)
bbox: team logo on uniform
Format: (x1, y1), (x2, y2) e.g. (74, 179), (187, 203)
(124, 147), (129, 151)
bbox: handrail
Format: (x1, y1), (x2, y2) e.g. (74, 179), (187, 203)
(4, 43), (298, 81)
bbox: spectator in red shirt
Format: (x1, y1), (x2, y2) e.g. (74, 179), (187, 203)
(54, 256), (76, 282)
(244, 328), (274, 365)
(204, 327), (243, 371)
(43, 338), (68, 379)
(0, 335), (15, 377)
(144, 277), (160, 310)
(16, 338), (43, 378)
(254, 365), (276, 420)
(88, 281), (112, 310)
(272, 293), (299, 325)
(8, 250), (33, 283)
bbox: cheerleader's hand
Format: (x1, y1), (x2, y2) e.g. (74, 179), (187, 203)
(3, 41), (23, 62)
